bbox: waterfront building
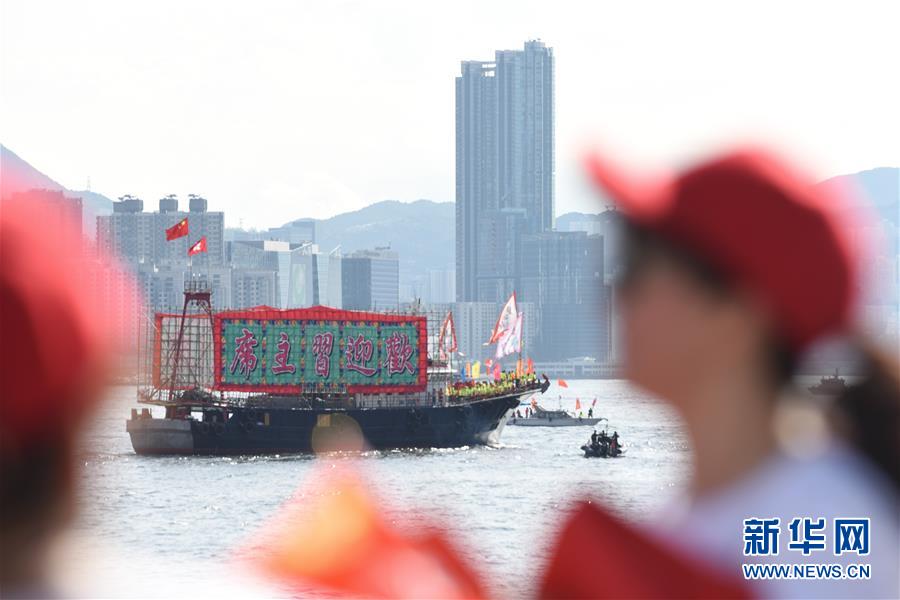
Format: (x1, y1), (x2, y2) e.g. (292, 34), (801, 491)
(519, 231), (611, 361)
(342, 247), (400, 311)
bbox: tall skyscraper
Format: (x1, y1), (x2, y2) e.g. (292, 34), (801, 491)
(456, 40), (555, 302)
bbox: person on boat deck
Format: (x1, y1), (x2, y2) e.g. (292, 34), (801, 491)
(590, 430), (599, 447)
(588, 407), (593, 418)
(541, 147), (899, 599)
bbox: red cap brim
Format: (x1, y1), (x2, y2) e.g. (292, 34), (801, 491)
(583, 151), (674, 223)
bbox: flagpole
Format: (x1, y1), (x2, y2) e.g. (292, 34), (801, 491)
(206, 237), (210, 297)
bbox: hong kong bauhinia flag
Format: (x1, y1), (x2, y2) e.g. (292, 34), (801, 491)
(188, 236), (207, 256)
(165, 217), (188, 240)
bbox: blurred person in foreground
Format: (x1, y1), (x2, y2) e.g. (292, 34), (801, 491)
(0, 200), (125, 597)
(540, 148), (899, 599)
(0, 201), (277, 599)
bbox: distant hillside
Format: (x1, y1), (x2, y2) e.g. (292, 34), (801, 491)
(288, 199), (455, 286)
(0, 144), (113, 233)
(816, 167), (898, 254)
(817, 167), (899, 224)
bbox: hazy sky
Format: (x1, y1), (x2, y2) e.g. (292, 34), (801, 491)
(2, 0), (899, 228)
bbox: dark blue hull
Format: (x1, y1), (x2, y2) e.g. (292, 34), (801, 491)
(128, 392), (530, 455)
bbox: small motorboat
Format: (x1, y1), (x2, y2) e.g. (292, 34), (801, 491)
(581, 420), (624, 458)
(808, 368), (847, 396)
(509, 402), (601, 427)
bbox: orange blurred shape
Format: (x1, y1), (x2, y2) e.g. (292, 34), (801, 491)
(539, 502), (751, 600)
(244, 467), (487, 599)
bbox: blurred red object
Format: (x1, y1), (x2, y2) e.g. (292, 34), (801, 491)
(0, 199), (137, 452)
(540, 502), (750, 599)
(243, 466), (487, 599)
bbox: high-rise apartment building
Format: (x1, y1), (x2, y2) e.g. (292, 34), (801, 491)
(97, 195), (225, 269)
(97, 195), (227, 312)
(456, 40), (554, 302)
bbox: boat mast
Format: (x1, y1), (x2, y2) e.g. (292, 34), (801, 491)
(167, 276), (214, 402)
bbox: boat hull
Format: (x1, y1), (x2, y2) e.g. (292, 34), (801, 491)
(127, 392), (527, 455)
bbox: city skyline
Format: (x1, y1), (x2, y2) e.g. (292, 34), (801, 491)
(2, 1), (899, 229)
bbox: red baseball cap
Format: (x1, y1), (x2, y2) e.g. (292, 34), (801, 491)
(584, 147), (859, 351)
(1, 199), (139, 452)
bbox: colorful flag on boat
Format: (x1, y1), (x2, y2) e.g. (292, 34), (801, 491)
(557, 379), (569, 388)
(488, 292), (518, 344)
(526, 357), (534, 374)
(575, 398), (581, 410)
(495, 312), (523, 359)
(516, 358), (523, 377)
(472, 361), (481, 379)
(465, 361), (471, 378)
(492, 363), (501, 381)
(437, 311), (457, 360)
(165, 217), (188, 240)
(592, 398), (597, 407)
(188, 236), (207, 256)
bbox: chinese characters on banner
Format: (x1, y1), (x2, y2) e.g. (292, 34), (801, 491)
(214, 309), (425, 393)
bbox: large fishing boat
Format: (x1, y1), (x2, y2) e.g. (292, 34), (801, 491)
(127, 281), (544, 455)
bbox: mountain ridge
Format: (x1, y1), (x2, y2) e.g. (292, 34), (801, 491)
(0, 144), (114, 233)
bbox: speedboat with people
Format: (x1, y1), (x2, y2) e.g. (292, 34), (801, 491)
(581, 420), (624, 458)
(508, 401), (602, 427)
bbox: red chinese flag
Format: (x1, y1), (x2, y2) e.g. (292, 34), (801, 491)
(557, 379), (569, 388)
(165, 217), (188, 241)
(188, 236), (207, 256)
(575, 398), (581, 410)
(526, 357), (534, 374)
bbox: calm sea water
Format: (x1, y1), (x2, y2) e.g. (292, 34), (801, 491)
(74, 381), (691, 598)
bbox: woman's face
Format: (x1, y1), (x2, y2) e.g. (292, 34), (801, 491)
(617, 251), (755, 407)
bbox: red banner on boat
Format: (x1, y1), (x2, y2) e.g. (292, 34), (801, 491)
(213, 306), (427, 394)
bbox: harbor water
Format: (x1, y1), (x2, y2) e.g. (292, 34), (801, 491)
(74, 380), (691, 598)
